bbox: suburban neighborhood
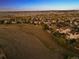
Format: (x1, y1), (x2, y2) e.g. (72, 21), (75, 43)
(0, 11), (79, 59)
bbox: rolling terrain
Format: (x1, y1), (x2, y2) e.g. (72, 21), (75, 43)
(0, 10), (79, 59)
(0, 24), (68, 59)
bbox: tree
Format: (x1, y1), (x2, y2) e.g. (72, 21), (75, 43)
(42, 24), (49, 30)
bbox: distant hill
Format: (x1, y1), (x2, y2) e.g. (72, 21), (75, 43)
(0, 10), (79, 13)
(0, 10), (79, 17)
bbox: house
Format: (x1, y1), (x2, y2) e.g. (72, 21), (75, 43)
(66, 32), (79, 39)
(56, 27), (71, 34)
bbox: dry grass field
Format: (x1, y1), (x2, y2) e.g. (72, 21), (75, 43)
(0, 24), (69, 59)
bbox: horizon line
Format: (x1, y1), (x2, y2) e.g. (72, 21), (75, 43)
(0, 9), (79, 12)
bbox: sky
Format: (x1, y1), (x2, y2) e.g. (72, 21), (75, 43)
(0, 0), (79, 11)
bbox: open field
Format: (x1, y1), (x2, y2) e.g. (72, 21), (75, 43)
(0, 24), (66, 59)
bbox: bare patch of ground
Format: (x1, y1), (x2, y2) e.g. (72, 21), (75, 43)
(0, 24), (74, 59)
